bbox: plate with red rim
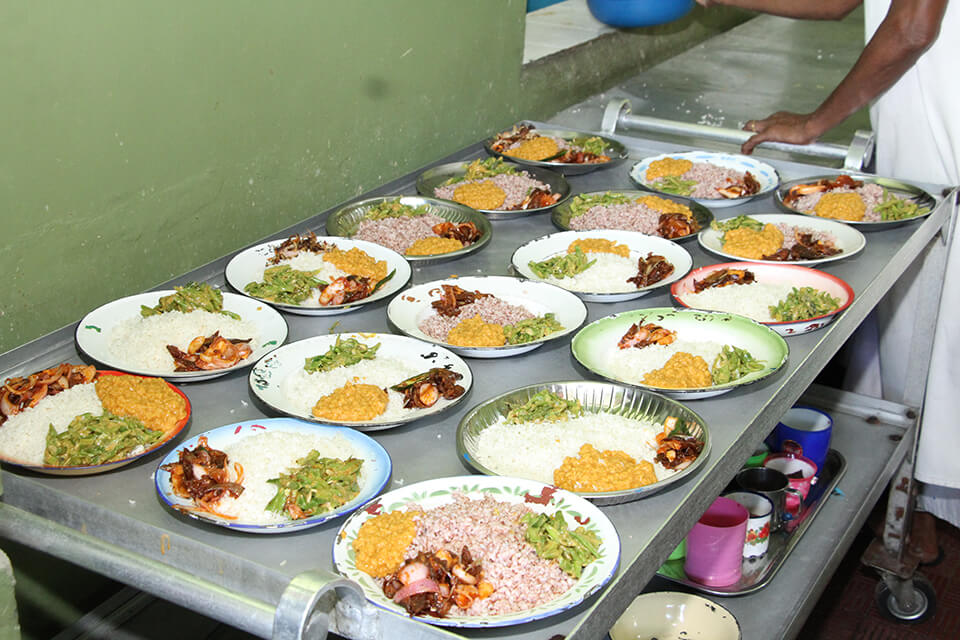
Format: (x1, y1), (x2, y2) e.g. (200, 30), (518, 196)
(0, 369), (191, 476)
(670, 262), (854, 337)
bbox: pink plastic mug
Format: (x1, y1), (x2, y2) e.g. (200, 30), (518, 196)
(684, 496), (749, 587)
(763, 441), (817, 515)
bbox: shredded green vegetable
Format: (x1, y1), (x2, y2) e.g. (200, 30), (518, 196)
(441, 157), (519, 187)
(44, 411), (163, 467)
(769, 287), (841, 322)
(304, 336), (380, 373)
(503, 314), (563, 345)
(711, 345), (766, 385)
(651, 174), (697, 196)
(521, 511), (601, 579)
(567, 192), (632, 219)
(244, 265), (326, 305)
(578, 136), (607, 156)
(266, 451), (363, 519)
(874, 189), (930, 221)
(141, 282), (240, 319)
(365, 198), (431, 221)
(506, 389), (582, 424)
(528, 247), (596, 279)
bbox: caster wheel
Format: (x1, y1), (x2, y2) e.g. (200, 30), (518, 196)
(875, 574), (936, 624)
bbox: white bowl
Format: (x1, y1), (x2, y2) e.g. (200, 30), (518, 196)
(610, 592), (741, 640)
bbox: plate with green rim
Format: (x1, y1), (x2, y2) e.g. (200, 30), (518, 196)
(571, 308), (789, 400)
(456, 380), (709, 505)
(550, 190), (713, 242)
(331, 474), (620, 627)
(324, 196), (492, 264)
(483, 122), (629, 176)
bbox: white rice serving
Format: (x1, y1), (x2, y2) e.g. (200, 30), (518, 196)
(537, 253), (640, 293)
(213, 431), (367, 524)
(0, 383), (103, 465)
(108, 310), (260, 372)
(474, 412), (674, 485)
(607, 340), (725, 386)
(679, 282), (799, 322)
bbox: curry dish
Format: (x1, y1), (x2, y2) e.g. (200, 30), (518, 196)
(554, 443), (657, 492)
(95, 375), (187, 435)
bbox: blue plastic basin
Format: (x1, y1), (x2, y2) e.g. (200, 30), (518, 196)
(587, 0), (695, 28)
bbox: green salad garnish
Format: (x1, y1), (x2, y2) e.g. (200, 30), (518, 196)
(365, 198), (430, 221)
(770, 287), (841, 322)
(44, 411), (163, 467)
(874, 189), (930, 221)
(521, 511), (601, 579)
(244, 265), (326, 305)
(711, 345), (766, 385)
(304, 337), (380, 373)
(651, 174), (697, 196)
(528, 247), (595, 279)
(441, 157), (519, 187)
(506, 389), (582, 424)
(140, 282), (240, 319)
(568, 192), (632, 219)
(266, 451), (363, 519)
(503, 314), (564, 344)
(578, 136), (607, 156)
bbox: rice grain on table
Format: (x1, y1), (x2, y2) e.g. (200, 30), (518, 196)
(434, 173), (548, 210)
(790, 183), (889, 222)
(353, 214), (446, 253)
(282, 356), (425, 421)
(680, 281), (798, 322)
(418, 297), (535, 341)
(537, 253), (640, 293)
(474, 413), (672, 485)
(405, 493), (575, 616)
(0, 383), (103, 465)
(607, 340), (725, 386)
(108, 311), (260, 372)
(213, 431), (366, 524)
(568, 202), (661, 235)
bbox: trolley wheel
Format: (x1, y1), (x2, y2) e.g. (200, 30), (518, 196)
(874, 573), (936, 624)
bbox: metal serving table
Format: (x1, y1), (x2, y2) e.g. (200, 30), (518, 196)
(0, 128), (953, 639)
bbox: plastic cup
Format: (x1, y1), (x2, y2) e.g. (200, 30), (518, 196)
(684, 496), (748, 587)
(771, 406), (832, 474)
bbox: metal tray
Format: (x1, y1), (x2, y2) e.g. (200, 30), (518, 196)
(656, 448), (847, 596)
(483, 122), (629, 176)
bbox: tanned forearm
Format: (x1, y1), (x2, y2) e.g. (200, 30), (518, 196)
(697, 0), (862, 20)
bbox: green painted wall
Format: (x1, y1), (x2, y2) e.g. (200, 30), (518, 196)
(0, 1), (527, 353)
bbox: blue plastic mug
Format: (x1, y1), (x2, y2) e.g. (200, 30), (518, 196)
(771, 406), (832, 474)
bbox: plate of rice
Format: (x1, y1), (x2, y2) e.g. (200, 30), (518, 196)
(416, 158), (571, 220)
(629, 151), (780, 208)
(249, 333), (473, 431)
(324, 196), (492, 264)
(672, 262), (855, 336)
(511, 230), (693, 303)
(551, 190), (713, 241)
(698, 213), (866, 265)
(386, 276), (588, 358)
(776, 173), (936, 226)
(225, 233), (411, 315)
(484, 122), (629, 175)
(571, 308), (788, 400)
(457, 381), (709, 505)
(155, 418), (391, 534)
(76, 285), (288, 382)
(332, 475), (619, 627)
(0, 365), (190, 476)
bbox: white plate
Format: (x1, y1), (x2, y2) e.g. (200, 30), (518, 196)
(224, 236), (411, 316)
(671, 262), (855, 336)
(249, 333), (473, 431)
(698, 213), (866, 265)
(386, 276), (588, 358)
(155, 418), (391, 534)
(332, 475), (620, 627)
(76, 290), (288, 382)
(511, 230), (693, 303)
(630, 151), (780, 208)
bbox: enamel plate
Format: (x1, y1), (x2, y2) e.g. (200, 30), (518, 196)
(0, 370), (191, 476)
(483, 123), (629, 176)
(155, 418), (391, 534)
(630, 151), (780, 208)
(386, 275), (588, 358)
(249, 333), (473, 431)
(332, 475), (620, 627)
(76, 290), (288, 382)
(671, 262), (854, 336)
(572, 308), (788, 400)
(325, 196), (493, 265)
(456, 381), (709, 505)
(511, 230), (693, 303)
(698, 213), (866, 265)
(225, 236), (411, 316)
(550, 190), (713, 242)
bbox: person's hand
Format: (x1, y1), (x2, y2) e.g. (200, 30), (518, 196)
(741, 111), (822, 154)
